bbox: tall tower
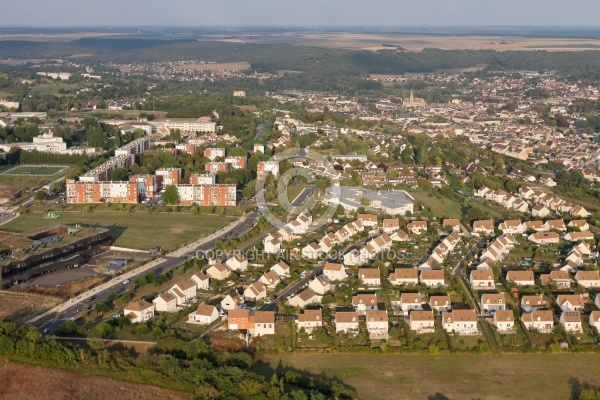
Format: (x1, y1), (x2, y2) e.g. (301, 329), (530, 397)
(410, 89), (414, 104)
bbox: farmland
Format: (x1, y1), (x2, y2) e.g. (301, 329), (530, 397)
(258, 353), (600, 400)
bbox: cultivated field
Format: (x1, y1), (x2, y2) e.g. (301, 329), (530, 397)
(1, 165), (68, 176)
(0, 291), (57, 323)
(239, 33), (600, 52)
(0, 360), (191, 400)
(173, 61), (251, 71)
(259, 353), (600, 400)
(2, 211), (232, 251)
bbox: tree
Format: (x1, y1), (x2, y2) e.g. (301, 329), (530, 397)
(96, 323), (113, 337)
(162, 185), (180, 206)
(57, 320), (78, 336)
(34, 191), (47, 201)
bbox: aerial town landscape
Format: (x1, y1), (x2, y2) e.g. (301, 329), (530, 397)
(2, 2), (600, 400)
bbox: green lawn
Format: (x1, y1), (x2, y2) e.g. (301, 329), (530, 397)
(409, 190), (509, 220)
(2, 211), (233, 251)
(31, 82), (79, 96)
(409, 191), (462, 218)
(257, 353), (600, 400)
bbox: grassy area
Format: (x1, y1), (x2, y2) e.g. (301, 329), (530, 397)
(2, 211), (233, 251)
(31, 82), (79, 96)
(286, 185), (304, 203)
(409, 191), (462, 218)
(258, 353), (600, 400)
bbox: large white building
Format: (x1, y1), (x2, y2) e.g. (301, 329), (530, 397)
(323, 186), (414, 216)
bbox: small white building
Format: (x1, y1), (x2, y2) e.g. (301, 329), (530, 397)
(492, 310), (515, 333)
(335, 311), (359, 334)
(188, 303), (219, 325)
(124, 300), (154, 323)
(442, 310), (479, 335)
(153, 292), (178, 313)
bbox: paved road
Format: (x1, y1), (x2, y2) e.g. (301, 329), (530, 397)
(260, 265), (323, 312)
(32, 211), (261, 334)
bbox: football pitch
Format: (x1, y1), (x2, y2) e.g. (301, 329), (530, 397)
(0, 165), (68, 176)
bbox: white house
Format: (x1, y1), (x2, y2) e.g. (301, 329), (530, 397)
(153, 291), (177, 313)
(522, 310), (554, 333)
(124, 300), (154, 323)
(260, 271), (281, 290)
(442, 310), (479, 335)
(188, 303), (219, 325)
(264, 237), (281, 254)
(531, 204), (551, 218)
(357, 214), (378, 228)
(288, 288), (321, 308)
(556, 294), (585, 311)
(420, 270), (445, 287)
(429, 295), (452, 314)
(358, 268), (381, 286)
(308, 274), (331, 295)
(568, 220), (590, 231)
(399, 292), (424, 314)
(191, 272), (209, 290)
(560, 311), (583, 333)
(244, 281), (267, 301)
(575, 270), (600, 288)
(302, 242), (322, 259)
(480, 293), (506, 313)
(521, 295), (549, 313)
(323, 262), (347, 282)
(382, 218), (400, 234)
(270, 261), (291, 277)
(226, 254), (248, 272)
(589, 311), (600, 331)
(335, 311), (359, 333)
(366, 310), (389, 339)
(389, 268), (418, 286)
(297, 309), (323, 333)
(564, 231), (595, 242)
(221, 291), (245, 311)
(492, 310), (515, 333)
(409, 310), (435, 333)
(171, 278), (197, 305)
(251, 311), (276, 336)
(470, 270), (495, 290)
(352, 293), (378, 314)
(506, 270), (535, 286)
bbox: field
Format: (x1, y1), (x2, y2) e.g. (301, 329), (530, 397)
(0, 291), (57, 323)
(409, 191), (462, 218)
(409, 190), (508, 221)
(1, 165), (67, 176)
(258, 353), (600, 400)
(241, 33), (600, 52)
(2, 211), (232, 251)
(0, 360), (191, 400)
(173, 61), (251, 71)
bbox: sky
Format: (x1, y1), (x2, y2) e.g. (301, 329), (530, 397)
(3, 0), (600, 27)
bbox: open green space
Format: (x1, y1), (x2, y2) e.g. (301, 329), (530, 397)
(2, 211), (233, 251)
(258, 353), (600, 400)
(409, 190), (462, 218)
(409, 190), (508, 220)
(30, 82), (79, 96)
(1, 165), (67, 176)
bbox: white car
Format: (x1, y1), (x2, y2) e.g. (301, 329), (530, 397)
(123, 279), (130, 284)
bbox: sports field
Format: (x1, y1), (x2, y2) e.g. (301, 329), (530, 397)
(2, 211), (233, 251)
(0, 165), (67, 176)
